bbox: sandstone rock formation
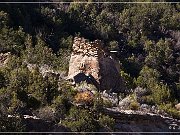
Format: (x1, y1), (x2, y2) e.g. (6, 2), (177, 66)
(68, 37), (126, 94)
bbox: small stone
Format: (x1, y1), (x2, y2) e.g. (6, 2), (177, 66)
(175, 103), (180, 110)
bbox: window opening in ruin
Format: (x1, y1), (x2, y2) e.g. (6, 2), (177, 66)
(79, 63), (86, 71)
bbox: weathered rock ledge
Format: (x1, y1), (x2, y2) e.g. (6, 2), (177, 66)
(9, 108), (179, 133)
(103, 107), (180, 133)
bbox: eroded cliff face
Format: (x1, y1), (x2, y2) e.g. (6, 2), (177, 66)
(68, 37), (126, 93)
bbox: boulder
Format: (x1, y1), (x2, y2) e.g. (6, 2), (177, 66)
(175, 103), (180, 111)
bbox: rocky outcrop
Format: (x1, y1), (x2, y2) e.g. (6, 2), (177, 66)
(26, 63), (66, 80)
(8, 108), (180, 133)
(175, 103), (180, 111)
(0, 52), (10, 67)
(68, 37), (126, 94)
(8, 114), (71, 132)
(24, 117), (70, 132)
(104, 107), (180, 132)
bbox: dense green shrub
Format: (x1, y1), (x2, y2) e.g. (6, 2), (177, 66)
(136, 66), (173, 104)
(0, 114), (25, 132)
(159, 103), (180, 119)
(129, 101), (140, 110)
(51, 95), (67, 122)
(0, 11), (26, 54)
(62, 107), (97, 132)
(98, 114), (115, 131)
(120, 70), (136, 89)
(0, 91), (25, 132)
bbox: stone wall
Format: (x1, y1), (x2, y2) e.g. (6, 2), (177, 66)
(68, 37), (104, 82)
(68, 37), (126, 93)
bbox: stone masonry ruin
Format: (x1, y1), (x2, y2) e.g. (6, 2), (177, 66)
(68, 37), (126, 94)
